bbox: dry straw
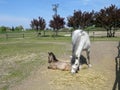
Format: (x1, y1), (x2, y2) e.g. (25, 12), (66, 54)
(49, 65), (107, 90)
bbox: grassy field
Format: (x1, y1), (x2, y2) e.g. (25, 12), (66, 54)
(0, 31), (120, 90)
(0, 36), (72, 90)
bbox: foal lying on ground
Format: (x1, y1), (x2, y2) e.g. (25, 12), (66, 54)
(48, 52), (71, 71)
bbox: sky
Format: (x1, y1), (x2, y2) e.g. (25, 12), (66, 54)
(0, 0), (120, 29)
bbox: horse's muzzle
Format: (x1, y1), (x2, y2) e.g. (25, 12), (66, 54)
(71, 65), (78, 74)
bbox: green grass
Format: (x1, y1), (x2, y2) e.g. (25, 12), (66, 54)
(0, 44), (43, 90)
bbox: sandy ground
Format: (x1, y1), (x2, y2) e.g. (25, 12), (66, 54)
(10, 41), (119, 90)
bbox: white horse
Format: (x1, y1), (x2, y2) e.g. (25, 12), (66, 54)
(71, 29), (91, 74)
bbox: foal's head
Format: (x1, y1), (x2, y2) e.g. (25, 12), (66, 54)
(48, 52), (58, 63)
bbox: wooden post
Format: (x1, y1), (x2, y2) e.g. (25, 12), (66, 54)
(93, 32), (95, 41)
(6, 34), (8, 39)
(23, 34), (24, 38)
(115, 41), (120, 67)
(117, 41), (120, 58)
(114, 41), (120, 90)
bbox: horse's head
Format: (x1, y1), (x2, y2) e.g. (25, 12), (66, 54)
(71, 55), (79, 74)
(48, 52), (58, 63)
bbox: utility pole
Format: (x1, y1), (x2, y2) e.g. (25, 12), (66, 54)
(52, 4), (59, 16)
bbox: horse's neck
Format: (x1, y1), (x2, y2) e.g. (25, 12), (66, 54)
(53, 57), (58, 62)
(54, 59), (58, 62)
(52, 54), (59, 62)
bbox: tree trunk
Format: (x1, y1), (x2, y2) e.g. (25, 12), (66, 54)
(109, 29), (112, 37)
(55, 29), (58, 36)
(107, 29), (109, 37)
(107, 28), (114, 37)
(43, 30), (45, 37)
(36, 26), (39, 32)
(107, 30), (111, 37)
(55, 31), (58, 36)
(112, 29), (116, 37)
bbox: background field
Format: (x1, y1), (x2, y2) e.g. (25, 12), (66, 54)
(0, 31), (120, 90)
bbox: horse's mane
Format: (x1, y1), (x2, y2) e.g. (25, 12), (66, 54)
(49, 52), (58, 62)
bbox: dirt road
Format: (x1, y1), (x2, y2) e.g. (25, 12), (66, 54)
(10, 41), (119, 90)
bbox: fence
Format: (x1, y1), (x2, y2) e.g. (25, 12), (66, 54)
(0, 32), (38, 39)
(5, 33), (24, 39)
(0, 31), (120, 39)
(89, 31), (120, 37)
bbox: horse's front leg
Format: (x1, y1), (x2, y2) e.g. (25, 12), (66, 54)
(86, 50), (92, 68)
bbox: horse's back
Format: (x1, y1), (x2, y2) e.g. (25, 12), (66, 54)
(72, 29), (90, 50)
(72, 29), (89, 41)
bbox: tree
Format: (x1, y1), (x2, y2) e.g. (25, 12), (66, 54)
(38, 17), (46, 30)
(30, 19), (39, 31)
(67, 10), (82, 29)
(81, 11), (94, 29)
(67, 10), (94, 30)
(49, 15), (65, 36)
(11, 26), (15, 31)
(95, 4), (120, 37)
(38, 17), (46, 36)
(0, 26), (7, 32)
(30, 17), (46, 33)
(15, 25), (24, 31)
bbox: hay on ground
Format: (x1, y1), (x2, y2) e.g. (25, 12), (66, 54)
(48, 67), (107, 90)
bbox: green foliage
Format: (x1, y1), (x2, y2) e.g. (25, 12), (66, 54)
(49, 15), (65, 36)
(0, 26), (7, 33)
(0, 25), (25, 33)
(30, 17), (46, 32)
(15, 25), (24, 31)
(95, 4), (120, 37)
(67, 10), (94, 29)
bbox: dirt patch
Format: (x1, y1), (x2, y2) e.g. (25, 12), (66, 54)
(10, 41), (118, 90)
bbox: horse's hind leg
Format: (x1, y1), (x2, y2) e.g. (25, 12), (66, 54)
(86, 50), (92, 68)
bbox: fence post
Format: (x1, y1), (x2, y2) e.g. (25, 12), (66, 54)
(117, 41), (120, 58)
(6, 33), (8, 39)
(113, 41), (120, 90)
(115, 41), (120, 65)
(93, 32), (95, 41)
(23, 34), (24, 38)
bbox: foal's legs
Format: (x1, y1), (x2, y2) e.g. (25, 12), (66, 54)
(86, 50), (92, 67)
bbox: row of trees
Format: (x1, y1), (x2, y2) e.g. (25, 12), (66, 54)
(0, 25), (24, 32)
(30, 15), (65, 36)
(30, 17), (46, 32)
(95, 5), (120, 37)
(30, 4), (120, 37)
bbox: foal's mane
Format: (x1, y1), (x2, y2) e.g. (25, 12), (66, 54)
(48, 52), (58, 62)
